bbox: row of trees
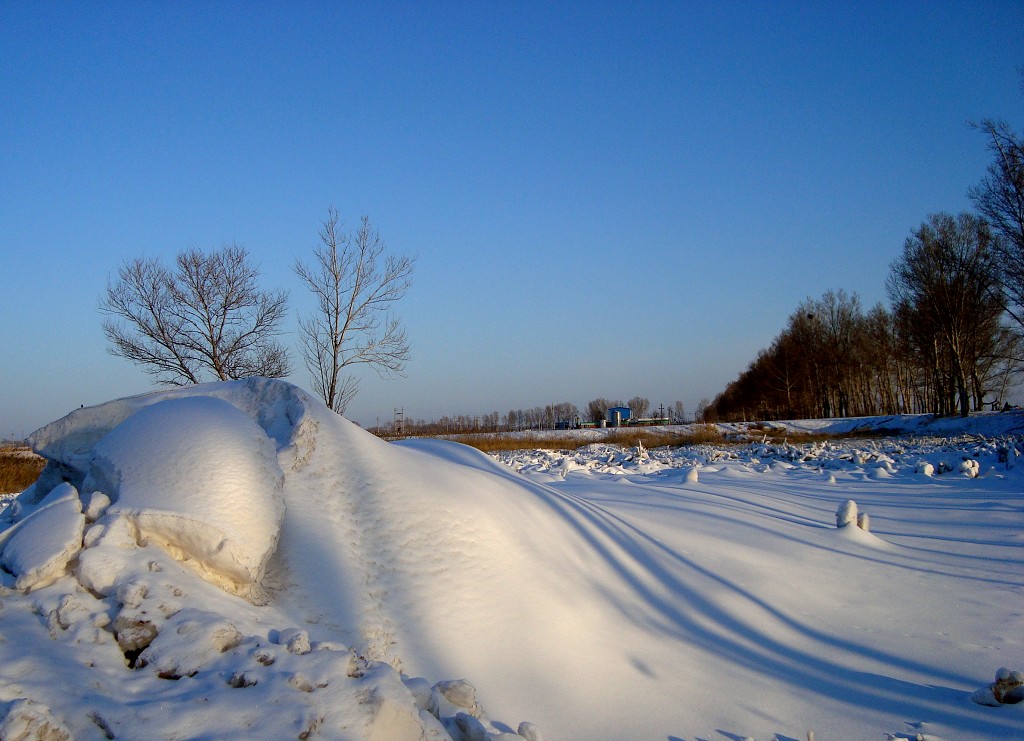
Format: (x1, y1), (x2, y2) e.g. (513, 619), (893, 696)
(703, 283), (1018, 422)
(371, 397), (688, 436)
(100, 209), (414, 416)
(379, 405), (582, 436)
(704, 108), (1024, 421)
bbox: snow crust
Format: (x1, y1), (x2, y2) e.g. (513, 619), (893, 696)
(0, 379), (1021, 741)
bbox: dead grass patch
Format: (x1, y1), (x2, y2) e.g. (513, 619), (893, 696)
(405, 423), (897, 453)
(419, 425), (728, 453)
(0, 447), (45, 495)
(603, 426), (725, 449)
(746, 429), (894, 445)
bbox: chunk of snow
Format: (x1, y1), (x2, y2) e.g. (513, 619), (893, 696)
(115, 580), (148, 608)
(959, 459), (980, 477)
(84, 396), (285, 601)
(1, 478), (80, 527)
(451, 712), (487, 741)
(0, 483), (85, 591)
(113, 612), (158, 654)
(82, 490), (110, 521)
(835, 499), (858, 528)
(139, 608), (243, 678)
(517, 721), (544, 741)
(276, 627), (312, 655)
(434, 679), (479, 716)
(76, 514), (143, 595)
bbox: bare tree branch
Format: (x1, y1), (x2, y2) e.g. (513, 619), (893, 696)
(295, 209), (415, 415)
(969, 117), (1024, 334)
(100, 245), (290, 384)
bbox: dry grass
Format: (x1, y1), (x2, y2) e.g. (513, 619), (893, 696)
(429, 425), (727, 453)
(603, 425), (726, 449)
(0, 447), (45, 495)
(743, 429), (894, 445)
(440, 434), (553, 453)
(414, 423), (896, 453)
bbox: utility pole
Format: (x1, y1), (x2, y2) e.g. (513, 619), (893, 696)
(394, 407), (404, 436)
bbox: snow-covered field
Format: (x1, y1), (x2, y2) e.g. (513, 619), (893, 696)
(0, 379), (1021, 741)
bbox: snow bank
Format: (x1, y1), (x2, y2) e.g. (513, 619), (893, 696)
(717, 410), (1024, 438)
(2, 379), (1021, 740)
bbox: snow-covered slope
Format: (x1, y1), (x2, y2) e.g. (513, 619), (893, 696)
(0, 379), (1021, 740)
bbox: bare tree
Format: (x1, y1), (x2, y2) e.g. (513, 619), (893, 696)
(586, 398), (610, 425)
(970, 117), (1024, 333)
(814, 289), (862, 418)
(101, 244), (290, 385)
(628, 396), (650, 419)
(887, 213), (1003, 417)
(295, 209), (414, 415)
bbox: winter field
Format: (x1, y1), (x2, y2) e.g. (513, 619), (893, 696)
(0, 379), (1022, 741)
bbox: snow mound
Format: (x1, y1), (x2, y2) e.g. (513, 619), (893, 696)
(26, 394), (285, 601)
(86, 396), (285, 599)
(7, 379), (543, 739)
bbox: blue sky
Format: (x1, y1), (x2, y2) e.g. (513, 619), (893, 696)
(2, 2), (1023, 436)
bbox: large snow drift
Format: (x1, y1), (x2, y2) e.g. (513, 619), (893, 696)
(1, 378), (1022, 741)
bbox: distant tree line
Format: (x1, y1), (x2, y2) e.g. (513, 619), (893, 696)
(371, 397), (688, 436)
(704, 93), (1024, 422)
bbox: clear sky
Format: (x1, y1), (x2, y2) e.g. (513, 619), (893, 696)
(2, 1), (1023, 437)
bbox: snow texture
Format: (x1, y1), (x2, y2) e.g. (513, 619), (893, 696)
(0, 379), (1021, 741)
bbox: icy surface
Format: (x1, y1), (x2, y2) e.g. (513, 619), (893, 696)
(0, 379), (1021, 740)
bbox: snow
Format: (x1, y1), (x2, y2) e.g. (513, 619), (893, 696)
(836, 498), (859, 527)
(84, 396), (285, 601)
(0, 379), (1022, 740)
(0, 482), (85, 591)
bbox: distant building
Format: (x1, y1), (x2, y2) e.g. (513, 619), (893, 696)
(607, 406), (631, 427)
